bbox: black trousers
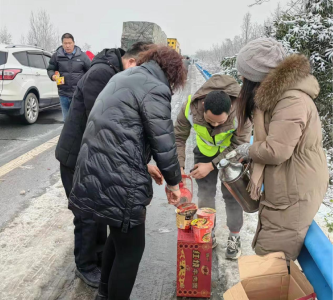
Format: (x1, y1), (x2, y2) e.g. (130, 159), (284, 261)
(101, 223), (145, 300)
(60, 164), (107, 271)
(193, 147), (243, 233)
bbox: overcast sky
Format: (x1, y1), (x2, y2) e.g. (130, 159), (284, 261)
(0, 0), (290, 54)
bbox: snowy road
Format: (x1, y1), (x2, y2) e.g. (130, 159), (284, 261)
(0, 65), (330, 300)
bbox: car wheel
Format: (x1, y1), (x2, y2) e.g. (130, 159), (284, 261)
(22, 93), (39, 124)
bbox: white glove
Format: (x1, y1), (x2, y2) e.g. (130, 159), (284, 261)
(235, 143), (251, 160)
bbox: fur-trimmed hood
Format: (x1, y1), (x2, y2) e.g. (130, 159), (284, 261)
(255, 55), (320, 112)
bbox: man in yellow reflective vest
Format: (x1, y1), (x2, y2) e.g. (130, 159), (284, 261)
(174, 74), (252, 259)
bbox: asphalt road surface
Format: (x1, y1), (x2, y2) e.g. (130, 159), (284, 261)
(0, 107), (63, 166)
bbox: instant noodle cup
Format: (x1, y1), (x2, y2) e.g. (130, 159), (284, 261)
(197, 207), (216, 226)
(176, 203), (197, 230)
(191, 218), (213, 243)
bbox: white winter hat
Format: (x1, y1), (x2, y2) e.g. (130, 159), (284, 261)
(236, 38), (286, 82)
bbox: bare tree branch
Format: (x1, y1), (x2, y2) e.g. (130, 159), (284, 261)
(249, 0), (270, 7)
(81, 43), (92, 51)
(242, 12), (252, 44)
(196, 10), (266, 72)
(0, 26), (12, 44)
(26, 10), (59, 51)
(20, 34), (26, 45)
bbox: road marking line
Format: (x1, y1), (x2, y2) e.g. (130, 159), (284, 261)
(0, 135), (59, 178)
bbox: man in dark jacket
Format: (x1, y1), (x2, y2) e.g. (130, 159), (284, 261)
(55, 42), (152, 288)
(47, 33), (91, 121)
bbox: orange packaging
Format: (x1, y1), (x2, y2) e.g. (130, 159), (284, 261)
(57, 76), (65, 85)
(197, 208), (216, 227)
(191, 219), (213, 243)
(54, 71), (64, 85)
(176, 203), (197, 230)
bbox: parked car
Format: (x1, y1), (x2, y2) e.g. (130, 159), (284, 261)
(0, 44), (59, 124)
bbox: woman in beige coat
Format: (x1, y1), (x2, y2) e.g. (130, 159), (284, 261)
(235, 38), (329, 261)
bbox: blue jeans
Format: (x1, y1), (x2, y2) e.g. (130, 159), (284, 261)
(59, 96), (71, 121)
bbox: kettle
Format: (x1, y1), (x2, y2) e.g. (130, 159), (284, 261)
(179, 175), (193, 204)
(218, 158), (259, 213)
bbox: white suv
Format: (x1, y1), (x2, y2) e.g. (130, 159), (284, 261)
(0, 44), (59, 124)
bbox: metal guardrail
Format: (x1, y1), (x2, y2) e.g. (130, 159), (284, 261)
(298, 221), (333, 300)
(195, 63), (212, 80)
(195, 62), (333, 300)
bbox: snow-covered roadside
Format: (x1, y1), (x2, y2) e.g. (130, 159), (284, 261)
(198, 61), (222, 75)
(0, 176), (95, 300)
(0, 179), (70, 299)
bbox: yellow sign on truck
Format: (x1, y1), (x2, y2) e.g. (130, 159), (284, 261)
(167, 38), (181, 54)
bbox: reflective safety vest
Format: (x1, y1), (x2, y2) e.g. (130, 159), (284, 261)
(185, 95), (236, 157)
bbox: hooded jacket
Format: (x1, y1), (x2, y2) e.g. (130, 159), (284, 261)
(68, 61), (182, 232)
(55, 48), (124, 170)
(250, 55), (329, 260)
(174, 74), (252, 168)
(47, 46), (91, 97)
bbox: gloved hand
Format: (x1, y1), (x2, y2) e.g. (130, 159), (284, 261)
(235, 143), (251, 160)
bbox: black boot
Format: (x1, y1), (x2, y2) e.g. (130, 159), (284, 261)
(95, 282), (108, 299)
(75, 267), (101, 288)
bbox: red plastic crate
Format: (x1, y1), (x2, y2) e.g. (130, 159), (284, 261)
(177, 229), (212, 298)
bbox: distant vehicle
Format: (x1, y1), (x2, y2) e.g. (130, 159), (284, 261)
(0, 44), (59, 124)
(167, 38), (181, 54)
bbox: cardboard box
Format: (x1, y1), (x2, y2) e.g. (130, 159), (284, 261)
(224, 252), (316, 300)
(177, 229), (212, 298)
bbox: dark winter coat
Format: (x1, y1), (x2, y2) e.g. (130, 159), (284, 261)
(69, 61), (182, 232)
(55, 49), (124, 170)
(47, 46), (91, 97)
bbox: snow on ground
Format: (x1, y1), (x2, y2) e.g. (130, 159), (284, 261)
(0, 179), (72, 299)
(0, 176), (96, 300)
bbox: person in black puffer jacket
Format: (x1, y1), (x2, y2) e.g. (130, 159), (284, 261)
(69, 46), (187, 300)
(47, 33), (91, 121)
(55, 42), (154, 289)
